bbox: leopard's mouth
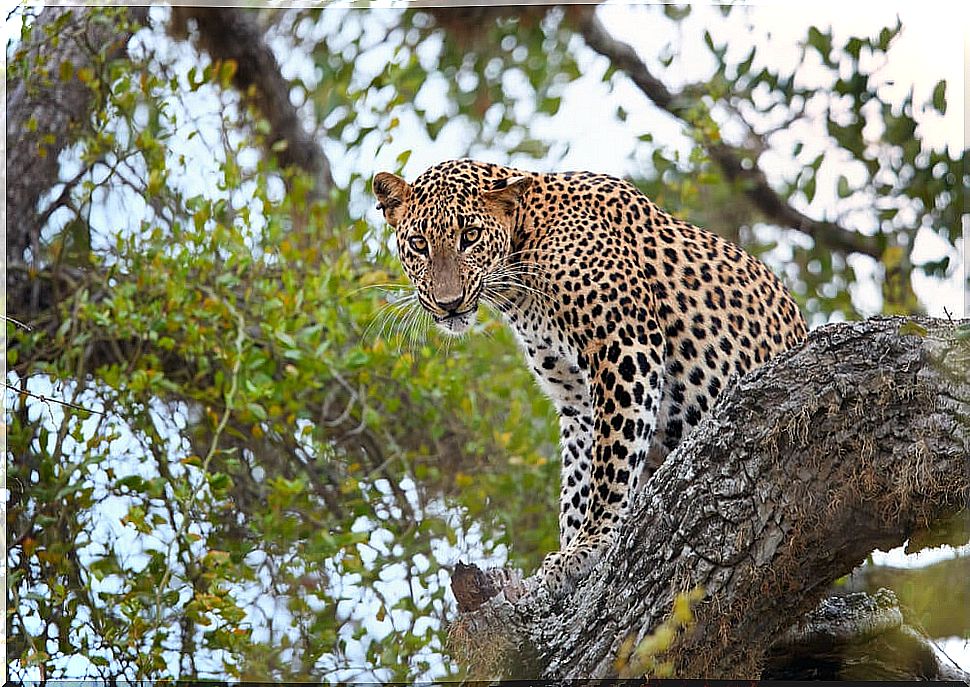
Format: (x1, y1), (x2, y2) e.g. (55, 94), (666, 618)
(433, 307), (477, 336)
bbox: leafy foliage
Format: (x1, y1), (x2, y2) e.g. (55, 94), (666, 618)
(6, 4), (964, 682)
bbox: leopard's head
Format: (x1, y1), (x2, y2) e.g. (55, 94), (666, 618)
(373, 160), (533, 336)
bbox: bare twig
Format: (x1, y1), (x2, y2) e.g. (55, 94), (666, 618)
(3, 315), (34, 332)
(5, 382), (104, 416)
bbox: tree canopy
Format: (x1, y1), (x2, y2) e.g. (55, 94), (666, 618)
(5, 4), (967, 681)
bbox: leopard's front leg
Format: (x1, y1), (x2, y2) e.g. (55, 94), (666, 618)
(557, 407), (594, 549)
(541, 335), (665, 597)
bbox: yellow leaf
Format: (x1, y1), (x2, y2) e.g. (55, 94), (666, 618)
(898, 321), (928, 337)
(21, 537), (37, 557)
(882, 245), (906, 270)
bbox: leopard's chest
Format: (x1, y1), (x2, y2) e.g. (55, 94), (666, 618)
(503, 302), (590, 412)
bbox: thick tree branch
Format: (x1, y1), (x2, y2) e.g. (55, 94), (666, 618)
(448, 316), (970, 679)
(844, 554), (970, 639)
(170, 7), (332, 195)
(764, 589), (969, 680)
(573, 11), (882, 259)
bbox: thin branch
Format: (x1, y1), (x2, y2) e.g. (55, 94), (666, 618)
(3, 315), (34, 332)
(843, 555), (970, 638)
(573, 11), (882, 258)
(5, 382), (104, 416)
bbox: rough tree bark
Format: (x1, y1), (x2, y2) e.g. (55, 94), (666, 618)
(448, 316), (970, 680)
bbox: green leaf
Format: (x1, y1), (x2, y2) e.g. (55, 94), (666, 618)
(807, 26), (833, 64)
(845, 37), (864, 60)
(804, 176), (817, 204)
(736, 47), (756, 78)
(931, 80), (946, 114)
(877, 25), (894, 51)
(247, 402), (268, 421)
(898, 321), (928, 337)
(837, 175), (851, 198)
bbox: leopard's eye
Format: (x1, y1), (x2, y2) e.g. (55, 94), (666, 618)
(408, 236), (428, 255)
(460, 227), (482, 250)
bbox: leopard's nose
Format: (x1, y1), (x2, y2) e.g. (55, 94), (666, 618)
(435, 294), (464, 313)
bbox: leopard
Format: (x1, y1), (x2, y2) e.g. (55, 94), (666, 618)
(373, 158), (807, 596)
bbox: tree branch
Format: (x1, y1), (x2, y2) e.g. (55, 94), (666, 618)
(6, 6), (148, 316)
(843, 553), (970, 639)
(4, 382), (104, 417)
(764, 589), (969, 680)
(170, 7), (332, 196)
(448, 316), (970, 679)
(573, 11), (882, 258)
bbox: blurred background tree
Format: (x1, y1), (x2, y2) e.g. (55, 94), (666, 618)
(5, 3), (966, 681)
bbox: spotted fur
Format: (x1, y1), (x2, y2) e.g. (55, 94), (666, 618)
(374, 159), (807, 596)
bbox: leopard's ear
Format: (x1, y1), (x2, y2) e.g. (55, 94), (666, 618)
(484, 175), (533, 215)
(373, 172), (411, 227)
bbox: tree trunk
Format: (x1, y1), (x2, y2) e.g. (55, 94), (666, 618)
(448, 316), (970, 680)
(6, 7), (148, 316)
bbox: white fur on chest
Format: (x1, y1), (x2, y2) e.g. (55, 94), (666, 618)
(504, 307), (590, 411)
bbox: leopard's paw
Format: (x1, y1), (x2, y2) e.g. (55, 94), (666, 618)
(539, 539), (606, 598)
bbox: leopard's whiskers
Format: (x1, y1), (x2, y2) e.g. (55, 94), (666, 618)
(361, 292), (417, 344)
(485, 278), (554, 307)
(347, 281), (414, 297)
(398, 301), (427, 354)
